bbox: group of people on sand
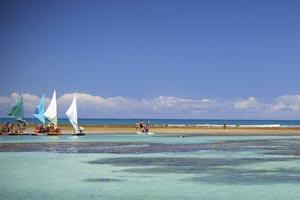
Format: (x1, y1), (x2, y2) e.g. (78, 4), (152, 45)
(1, 121), (61, 135)
(34, 123), (60, 134)
(136, 120), (150, 133)
(1, 121), (27, 135)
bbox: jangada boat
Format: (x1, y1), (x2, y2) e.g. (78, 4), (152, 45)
(43, 90), (61, 135)
(6, 95), (29, 135)
(33, 94), (45, 135)
(66, 94), (85, 136)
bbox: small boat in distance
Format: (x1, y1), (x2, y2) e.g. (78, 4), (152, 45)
(44, 90), (61, 135)
(66, 94), (85, 136)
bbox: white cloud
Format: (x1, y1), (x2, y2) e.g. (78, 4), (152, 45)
(57, 93), (146, 118)
(270, 95), (300, 112)
(143, 96), (215, 110)
(0, 96), (12, 113)
(234, 97), (261, 110)
(58, 93), (103, 107)
(0, 96), (11, 106)
(1, 92), (300, 119)
(23, 93), (42, 112)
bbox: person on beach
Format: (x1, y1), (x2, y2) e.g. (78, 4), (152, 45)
(79, 126), (84, 133)
(44, 125), (50, 133)
(2, 123), (8, 134)
(34, 124), (42, 133)
(139, 120), (144, 132)
(9, 123), (14, 134)
(1, 123), (9, 134)
(144, 120), (150, 133)
(137, 120), (150, 133)
(143, 125), (149, 133)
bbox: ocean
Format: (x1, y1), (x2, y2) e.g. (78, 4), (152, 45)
(1, 118), (300, 127)
(1, 134), (300, 200)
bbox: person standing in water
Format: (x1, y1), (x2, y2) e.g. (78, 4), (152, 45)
(138, 120), (144, 132)
(136, 122), (139, 131)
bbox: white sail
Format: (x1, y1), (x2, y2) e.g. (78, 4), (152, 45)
(44, 90), (57, 126)
(66, 94), (79, 133)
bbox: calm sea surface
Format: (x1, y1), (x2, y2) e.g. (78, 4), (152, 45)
(1, 118), (300, 127)
(1, 134), (300, 200)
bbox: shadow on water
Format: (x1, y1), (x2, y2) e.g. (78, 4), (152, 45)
(87, 157), (293, 166)
(187, 168), (300, 185)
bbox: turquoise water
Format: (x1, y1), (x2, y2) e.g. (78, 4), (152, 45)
(1, 135), (300, 200)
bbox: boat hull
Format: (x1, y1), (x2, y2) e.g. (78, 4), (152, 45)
(72, 133), (85, 136)
(47, 133), (62, 136)
(136, 132), (155, 135)
(7, 133), (30, 136)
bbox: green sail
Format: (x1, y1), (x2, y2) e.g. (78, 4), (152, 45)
(8, 96), (24, 122)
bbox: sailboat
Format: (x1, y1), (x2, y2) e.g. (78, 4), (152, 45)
(7, 95), (28, 135)
(44, 90), (61, 135)
(32, 94), (45, 134)
(66, 94), (85, 136)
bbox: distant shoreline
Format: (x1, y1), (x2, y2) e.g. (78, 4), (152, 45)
(5, 125), (300, 135)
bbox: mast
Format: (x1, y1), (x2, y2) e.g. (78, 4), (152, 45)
(44, 90), (57, 126)
(66, 94), (79, 133)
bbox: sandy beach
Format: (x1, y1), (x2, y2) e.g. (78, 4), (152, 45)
(13, 125), (300, 135)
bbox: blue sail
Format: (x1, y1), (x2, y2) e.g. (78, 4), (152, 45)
(33, 94), (45, 124)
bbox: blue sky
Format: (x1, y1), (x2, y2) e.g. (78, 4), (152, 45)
(1, 0), (300, 119)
